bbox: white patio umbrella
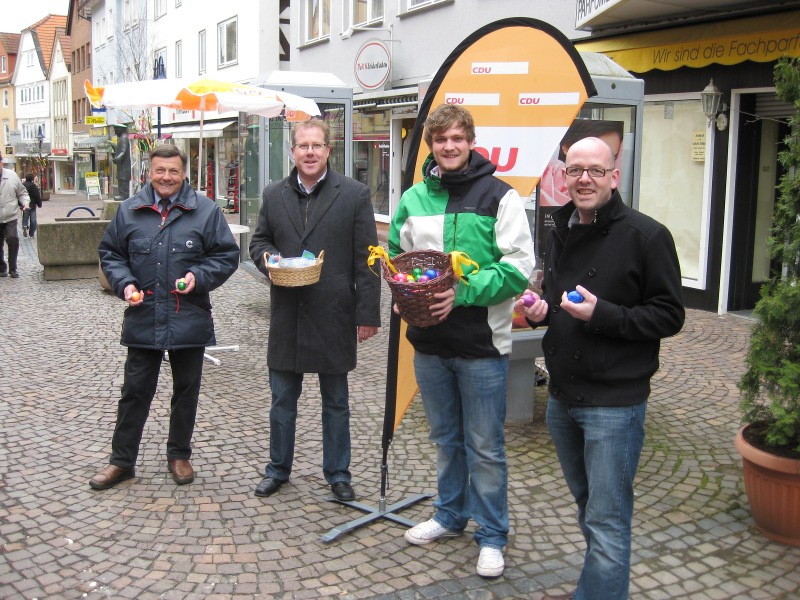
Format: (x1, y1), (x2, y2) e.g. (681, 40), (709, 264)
(85, 77), (321, 182)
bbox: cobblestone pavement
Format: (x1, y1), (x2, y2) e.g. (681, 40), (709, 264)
(1, 194), (799, 599)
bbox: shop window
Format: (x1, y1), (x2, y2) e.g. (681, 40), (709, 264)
(353, 109), (390, 216)
(640, 99), (709, 288)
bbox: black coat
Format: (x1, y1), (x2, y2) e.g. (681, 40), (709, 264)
(99, 181), (239, 350)
(22, 181), (42, 209)
(539, 191), (685, 406)
(249, 168), (381, 374)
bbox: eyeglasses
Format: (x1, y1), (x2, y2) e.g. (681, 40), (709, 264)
(294, 143), (327, 152)
(565, 166), (614, 178)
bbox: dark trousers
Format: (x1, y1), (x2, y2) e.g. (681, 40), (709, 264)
(110, 346), (205, 469)
(0, 219), (20, 272)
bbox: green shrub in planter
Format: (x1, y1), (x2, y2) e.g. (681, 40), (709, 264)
(738, 56), (800, 458)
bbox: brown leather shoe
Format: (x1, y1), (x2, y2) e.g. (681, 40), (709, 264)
(541, 593), (574, 600)
(168, 459), (194, 484)
(89, 464), (135, 490)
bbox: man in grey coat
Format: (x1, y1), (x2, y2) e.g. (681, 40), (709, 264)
(0, 154), (30, 278)
(249, 118), (381, 501)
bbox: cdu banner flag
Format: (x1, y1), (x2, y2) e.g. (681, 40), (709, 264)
(386, 18), (597, 442)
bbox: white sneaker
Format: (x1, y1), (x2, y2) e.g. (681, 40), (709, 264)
(476, 546), (504, 577)
(404, 518), (460, 545)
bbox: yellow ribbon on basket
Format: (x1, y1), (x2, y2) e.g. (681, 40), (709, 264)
(367, 245), (398, 276)
(451, 251), (479, 284)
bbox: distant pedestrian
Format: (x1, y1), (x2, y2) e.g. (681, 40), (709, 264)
(22, 174), (42, 239)
(518, 137), (684, 600)
(0, 153), (30, 279)
(91, 144), (239, 491)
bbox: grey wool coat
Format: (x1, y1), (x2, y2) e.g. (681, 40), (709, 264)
(249, 167), (381, 374)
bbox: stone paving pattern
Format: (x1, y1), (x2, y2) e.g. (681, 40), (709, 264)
(1, 194), (799, 599)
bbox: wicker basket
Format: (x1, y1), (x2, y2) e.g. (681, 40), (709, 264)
(381, 249), (454, 328)
(265, 250), (324, 287)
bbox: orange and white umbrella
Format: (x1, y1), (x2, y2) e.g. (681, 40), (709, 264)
(85, 76), (320, 182)
(84, 77), (320, 122)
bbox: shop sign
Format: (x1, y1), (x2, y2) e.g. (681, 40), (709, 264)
(52, 148), (68, 156)
(86, 115), (106, 125)
(85, 172), (101, 198)
(354, 40), (391, 91)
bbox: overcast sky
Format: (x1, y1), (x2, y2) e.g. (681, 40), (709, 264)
(3, 1), (69, 34)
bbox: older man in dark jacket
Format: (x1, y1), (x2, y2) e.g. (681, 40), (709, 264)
(91, 144), (239, 490)
(249, 118), (381, 502)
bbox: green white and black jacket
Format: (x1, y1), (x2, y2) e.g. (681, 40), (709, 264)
(389, 150), (535, 358)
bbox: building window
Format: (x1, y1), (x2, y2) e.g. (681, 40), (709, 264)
(175, 40), (182, 78)
(198, 30), (206, 74)
(1, 56), (6, 73)
(402, 0), (449, 12)
(154, 0), (166, 19)
(306, 0), (330, 42)
(217, 17), (237, 67)
(353, 0), (383, 26)
(108, 8), (114, 39)
(154, 47), (166, 79)
(2, 90), (7, 108)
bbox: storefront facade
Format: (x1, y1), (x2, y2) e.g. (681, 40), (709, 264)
(575, 9), (800, 313)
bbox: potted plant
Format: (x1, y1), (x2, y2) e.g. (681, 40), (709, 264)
(736, 56), (800, 546)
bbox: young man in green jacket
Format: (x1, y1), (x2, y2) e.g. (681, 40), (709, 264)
(390, 104), (535, 578)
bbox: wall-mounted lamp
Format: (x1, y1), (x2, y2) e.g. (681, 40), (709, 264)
(701, 79), (728, 131)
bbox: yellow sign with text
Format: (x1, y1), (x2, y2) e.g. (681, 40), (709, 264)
(576, 12), (800, 72)
(85, 115), (106, 125)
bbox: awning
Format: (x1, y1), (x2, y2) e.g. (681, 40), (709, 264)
(158, 120), (236, 139)
(574, 11), (800, 73)
(74, 136), (114, 150)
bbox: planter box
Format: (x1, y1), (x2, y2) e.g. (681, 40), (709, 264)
(37, 219), (111, 280)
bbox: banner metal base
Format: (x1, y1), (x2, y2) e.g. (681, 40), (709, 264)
(320, 493), (433, 543)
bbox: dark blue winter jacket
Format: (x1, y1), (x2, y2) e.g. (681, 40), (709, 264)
(99, 180), (239, 350)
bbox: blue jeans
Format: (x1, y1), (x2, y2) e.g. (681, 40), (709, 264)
(413, 352), (509, 549)
(546, 397), (646, 600)
(22, 209), (38, 237)
(266, 369), (351, 485)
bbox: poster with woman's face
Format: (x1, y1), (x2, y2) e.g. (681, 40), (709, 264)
(535, 118), (629, 258)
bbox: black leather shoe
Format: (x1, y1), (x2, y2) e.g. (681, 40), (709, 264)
(254, 477), (284, 497)
(331, 481), (356, 501)
(9, 271), (19, 278)
(0, 270), (7, 277)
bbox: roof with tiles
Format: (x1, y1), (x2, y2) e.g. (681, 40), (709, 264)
(54, 28), (72, 72)
(0, 33), (21, 54)
(25, 14), (68, 74)
(0, 33), (20, 85)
